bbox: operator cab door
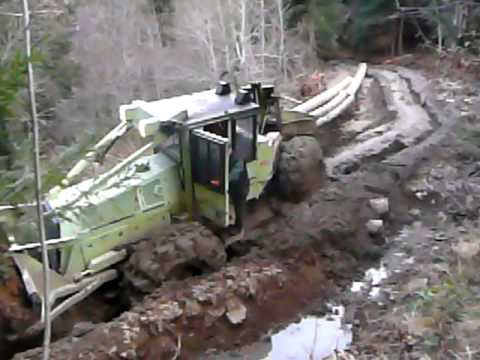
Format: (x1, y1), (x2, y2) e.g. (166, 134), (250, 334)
(190, 129), (230, 227)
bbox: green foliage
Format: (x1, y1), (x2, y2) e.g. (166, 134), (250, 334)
(347, 0), (395, 46)
(287, 0), (397, 54)
(284, 0), (309, 28)
(0, 44), (84, 205)
(424, 0), (459, 47)
(307, 0), (345, 51)
(36, 31), (82, 119)
(0, 51), (28, 162)
(0, 256), (13, 281)
(0, 52), (27, 115)
(415, 273), (471, 321)
(411, 270), (478, 353)
(0, 133), (97, 204)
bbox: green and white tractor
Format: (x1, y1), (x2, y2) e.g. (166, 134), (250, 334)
(0, 81), (324, 330)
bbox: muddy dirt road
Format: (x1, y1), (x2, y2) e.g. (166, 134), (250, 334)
(9, 61), (478, 359)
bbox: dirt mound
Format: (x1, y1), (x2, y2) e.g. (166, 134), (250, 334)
(123, 222), (227, 296)
(275, 135), (325, 201)
(14, 252), (331, 360)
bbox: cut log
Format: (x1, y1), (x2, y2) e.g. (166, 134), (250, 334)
(315, 62), (368, 127)
(310, 89), (349, 118)
(293, 76), (352, 114)
(346, 62), (367, 97)
(316, 95), (355, 127)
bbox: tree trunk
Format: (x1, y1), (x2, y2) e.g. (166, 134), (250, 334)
(398, 15), (404, 55)
(276, 0), (286, 80)
(260, 0), (265, 78)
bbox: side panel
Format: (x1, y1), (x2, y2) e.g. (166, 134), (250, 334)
(62, 206), (171, 275)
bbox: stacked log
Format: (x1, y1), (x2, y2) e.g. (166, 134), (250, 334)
(291, 63), (368, 128)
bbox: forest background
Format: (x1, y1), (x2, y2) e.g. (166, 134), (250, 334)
(0, 0), (479, 204)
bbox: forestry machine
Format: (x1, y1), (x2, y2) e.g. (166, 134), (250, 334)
(0, 81), (323, 329)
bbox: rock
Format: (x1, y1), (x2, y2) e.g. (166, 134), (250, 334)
(404, 278), (428, 294)
(71, 322), (95, 338)
(455, 318), (480, 337)
(246, 278), (258, 297)
(405, 316), (435, 336)
(452, 240), (480, 260)
(119, 349), (138, 359)
(415, 190), (428, 200)
(433, 232), (448, 242)
(369, 198), (389, 217)
(225, 297), (247, 325)
(159, 302), (183, 321)
(207, 304), (226, 319)
(184, 299), (202, 317)
(192, 283), (216, 303)
(437, 211), (448, 223)
(147, 321), (164, 336)
(408, 208), (421, 219)
(366, 219), (384, 235)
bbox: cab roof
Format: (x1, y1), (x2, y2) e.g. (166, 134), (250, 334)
(121, 87), (260, 134)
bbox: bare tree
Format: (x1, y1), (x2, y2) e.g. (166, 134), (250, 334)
(56, 0), (188, 138)
(173, 0), (306, 85)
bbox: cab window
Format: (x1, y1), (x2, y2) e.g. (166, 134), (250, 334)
(191, 134), (226, 193)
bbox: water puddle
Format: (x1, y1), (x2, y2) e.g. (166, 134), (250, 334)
(262, 306), (352, 360)
(259, 265), (389, 359)
(219, 264), (390, 359)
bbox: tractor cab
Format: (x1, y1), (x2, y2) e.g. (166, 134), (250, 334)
(121, 81), (282, 228)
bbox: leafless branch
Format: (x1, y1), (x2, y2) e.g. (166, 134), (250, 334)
(171, 334), (182, 360)
(0, 9), (64, 17)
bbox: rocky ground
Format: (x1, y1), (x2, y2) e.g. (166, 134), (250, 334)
(341, 57), (480, 359)
(3, 52), (480, 359)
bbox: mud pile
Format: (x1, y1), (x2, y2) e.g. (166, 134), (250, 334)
(15, 253), (329, 360)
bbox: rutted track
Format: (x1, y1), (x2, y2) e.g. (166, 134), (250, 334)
(11, 65), (452, 360)
(325, 65), (442, 177)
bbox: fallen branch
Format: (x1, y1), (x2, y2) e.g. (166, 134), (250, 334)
(171, 334), (182, 360)
(0, 9), (64, 17)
